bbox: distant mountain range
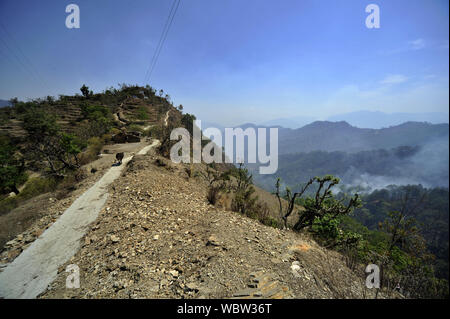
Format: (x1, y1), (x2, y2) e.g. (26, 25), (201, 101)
(234, 121), (449, 155)
(260, 116), (316, 129)
(216, 120), (449, 191)
(256, 111), (449, 129)
(327, 111), (449, 129)
(277, 121), (449, 154)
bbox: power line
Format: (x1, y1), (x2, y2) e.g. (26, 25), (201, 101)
(144, 0), (181, 84)
(144, 0), (177, 82)
(0, 22), (51, 94)
(0, 35), (41, 88)
(150, 0), (181, 80)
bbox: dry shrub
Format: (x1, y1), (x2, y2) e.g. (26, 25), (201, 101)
(56, 168), (86, 197)
(101, 133), (112, 144)
(79, 137), (103, 165)
(185, 164), (193, 178)
(109, 127), (121, 136)
(73, 168), (87, 182)
(250, 202), (280, 228)
(207, 186), (221, 205)
(155, 158), (167, 167)
(215, 192), (232, 210)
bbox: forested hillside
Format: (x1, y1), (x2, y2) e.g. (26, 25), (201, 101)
(251, 144), (449, 191)
(0, 84), (180, 216)
(350, 185), (449, 281)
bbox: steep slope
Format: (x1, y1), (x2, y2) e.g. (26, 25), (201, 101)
(39, 152), (376, 299)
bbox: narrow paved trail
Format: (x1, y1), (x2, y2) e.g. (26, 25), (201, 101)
(0, 140), (159, 299)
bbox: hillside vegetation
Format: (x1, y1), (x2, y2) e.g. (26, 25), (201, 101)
(0, 85), (447, 299)
(0, 84), (181, 215)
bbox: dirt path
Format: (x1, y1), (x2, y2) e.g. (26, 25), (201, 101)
(0, 140), (159, 299)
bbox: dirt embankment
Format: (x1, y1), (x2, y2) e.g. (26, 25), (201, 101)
(40, 153), (375, 299)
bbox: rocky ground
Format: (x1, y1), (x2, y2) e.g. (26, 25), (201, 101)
(38, 150), (377, 299)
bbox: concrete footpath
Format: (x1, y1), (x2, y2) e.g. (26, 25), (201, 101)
(0, 140), (159, 298)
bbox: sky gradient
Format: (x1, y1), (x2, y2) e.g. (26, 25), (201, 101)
(0, 0), (448, 126)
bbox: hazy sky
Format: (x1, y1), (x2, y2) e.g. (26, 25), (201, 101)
(0, 0), (448, 126)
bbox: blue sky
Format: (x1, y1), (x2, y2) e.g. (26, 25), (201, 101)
(0, 0), (448, 126)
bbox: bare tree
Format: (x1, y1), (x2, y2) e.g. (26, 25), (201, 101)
(275, 175), (360, 230)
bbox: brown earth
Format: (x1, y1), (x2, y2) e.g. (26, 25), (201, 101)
(37, 151), (378, 299)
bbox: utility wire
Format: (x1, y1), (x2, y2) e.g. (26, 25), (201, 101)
(150, 0), (180, 79)
(144, 0), (181, 84)
(144, 0), (177, 82)
(0, 35), (42, 89)
(0, 22), (51, 94)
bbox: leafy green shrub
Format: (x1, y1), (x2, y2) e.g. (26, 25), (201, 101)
(136, 106), (149, 120)
(148, 125), (162, 139)
(87, 137), (103, 154)
(275, 175), (361, 230)
(79, 104), (113, 137)
(81, 104), (110, 120)
(0, 135), (28, 195)
(19, 177), (58, 199)
(110, 127), (121, 135)
(261, 216), (280, 228)
(128, 124), (144, 134)
(21, 107), (59, 137)
(101, 133), (112, 144)
(21, 108), (85, 176)
(311, 214), (340, 240)
(229, 164), (258, 216)
(311, 214), (361, 249)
